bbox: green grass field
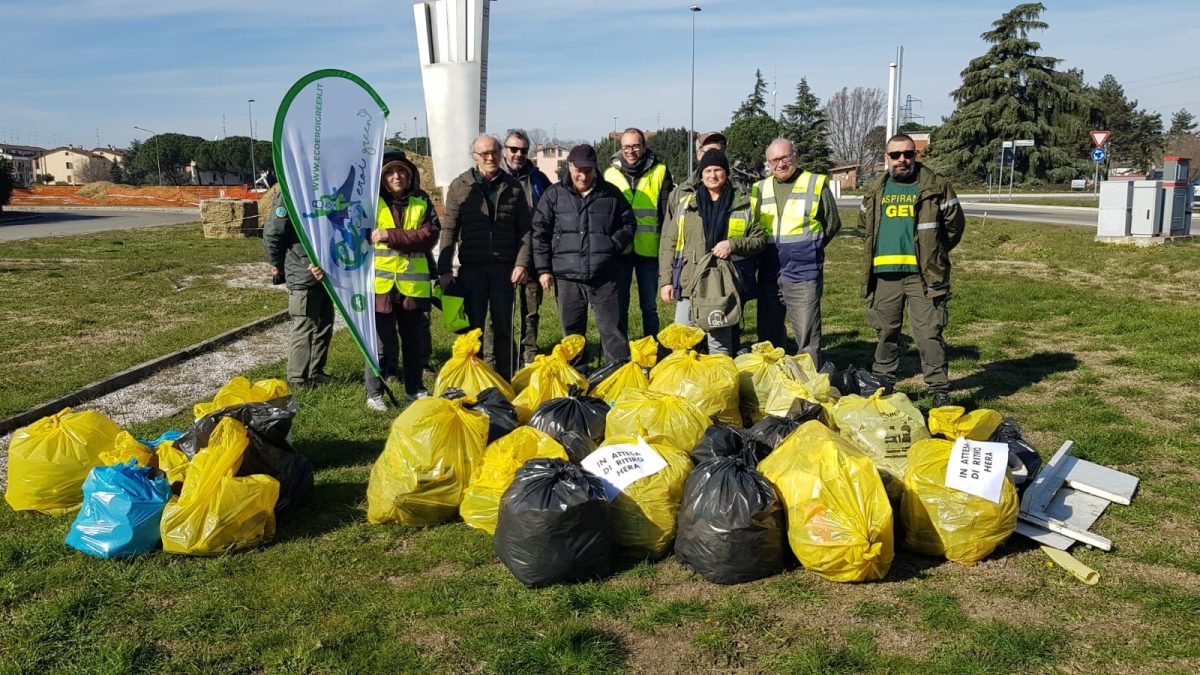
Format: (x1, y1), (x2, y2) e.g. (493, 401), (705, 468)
(2, 216), (1199, 672)
(0, 226), (279, 418)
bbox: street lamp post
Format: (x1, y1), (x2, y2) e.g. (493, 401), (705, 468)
(248, 99), (257, 188)
(612, 115), (619, 135)
(688, 5), (702, 179)
(132, 125), (162, 186)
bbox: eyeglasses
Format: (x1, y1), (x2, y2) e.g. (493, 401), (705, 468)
(887, 150), (916, 160)
(473, 150), (499, 158)
(621, 144), (643, 151)
(766, 155), (795, 167)
(505, 145), (529, 154)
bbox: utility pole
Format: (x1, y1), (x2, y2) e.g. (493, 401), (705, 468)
(248, 99), (257, 187)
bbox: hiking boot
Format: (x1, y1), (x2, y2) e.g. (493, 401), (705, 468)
(366, 395), (388, 412)
(931, 391), (952, 409)
(309, 371), (333, 384)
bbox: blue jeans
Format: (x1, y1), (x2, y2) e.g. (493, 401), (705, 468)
(616, 255), (661, 339)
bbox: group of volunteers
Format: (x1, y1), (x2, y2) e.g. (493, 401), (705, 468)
(265, 128), (964, 411)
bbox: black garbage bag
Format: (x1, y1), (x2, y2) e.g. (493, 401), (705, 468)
(675, 456), (786, 584)
(175, 397), (314, 513)
(690, 424), (771, 466)
(441, 387), (519, 443)
(494, 458), (612, 588)
(832, 367), (895, 397)
(989, 418), (1043, 494)
(528, 388), (609, 463)
(747, 399), (824, 449)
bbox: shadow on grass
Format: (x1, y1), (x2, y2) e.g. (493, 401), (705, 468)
(955, 351), (1079, 402)
(823, 333), (983, 373)
(300, 438), (383, 472)
(274, 480), (365, 544)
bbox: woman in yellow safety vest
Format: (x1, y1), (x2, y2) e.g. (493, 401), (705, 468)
(657, 149), (765, 356)
(364, 149), (440, 411)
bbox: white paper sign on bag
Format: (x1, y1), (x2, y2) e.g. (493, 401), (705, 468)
(580, 437), (668, 501)
(944, 437), (1009, 504)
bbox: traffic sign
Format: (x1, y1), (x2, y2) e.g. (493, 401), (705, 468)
(1090, 130), (1110, 148)
(1092, 147), (1106, 163)
(1002, 140), (1014, 148)
(1014, 139), (1035, 147)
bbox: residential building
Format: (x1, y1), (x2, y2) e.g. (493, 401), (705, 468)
(0, 143), (45, 187)
(535, 144), (570, 181)
(33, 146), (113, 185)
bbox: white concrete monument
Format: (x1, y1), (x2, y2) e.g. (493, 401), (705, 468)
(413, 0), (490, 191)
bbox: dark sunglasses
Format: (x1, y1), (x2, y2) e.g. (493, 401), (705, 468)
(887, 150), (916, 160)
(505, 145), (529, 154)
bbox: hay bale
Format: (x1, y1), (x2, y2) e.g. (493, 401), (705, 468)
(257, 185), (280, 227)
(200, 198), (261, 239)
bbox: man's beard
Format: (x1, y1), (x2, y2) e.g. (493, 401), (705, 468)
(889, 164), (915, 180)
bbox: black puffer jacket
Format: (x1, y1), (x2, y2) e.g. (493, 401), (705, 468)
(532, 178), (636, 282)
(437, 168), (532, 274)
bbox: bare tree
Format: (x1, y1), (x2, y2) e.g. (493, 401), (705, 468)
(76, 156), (114, 184)
(824, 86), (887, 175)
(524, 128), (551, 150)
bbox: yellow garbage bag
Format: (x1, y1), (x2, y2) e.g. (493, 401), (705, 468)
(433, 329), (516, 400)
(590, 435), (692, 560)
(193, 376), (288, 419)
(901, 438), (1018, 566)
(650, 324), (740, 425)
(160, 418), (280, 555)
(928, 406), (1004, 441)
(460, 426), (569, 534)
(758, 420), (894, 582)
(5, 408), (121, 514)
(156, 440), (191, 485)
(511, 334), (589, 421)
(367, 396), (490, 526)
(606, 389), (710, 453)
(591, 336), (658, 405)
(831, 390), (930, 499)
(98, 431), (156, 468)
(734, 341), (803, 423)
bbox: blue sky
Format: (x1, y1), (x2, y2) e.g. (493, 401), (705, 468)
(3, 0), (1198, 150)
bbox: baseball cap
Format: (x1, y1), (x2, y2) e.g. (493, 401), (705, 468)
(566, 144), (598, 169)
(697, 131), (727, 147)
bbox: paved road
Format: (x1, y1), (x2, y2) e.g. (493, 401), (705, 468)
(835, 197), (1096, 228)
(0, 208), (199, 241)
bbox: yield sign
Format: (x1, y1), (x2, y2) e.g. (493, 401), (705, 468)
(1090, 130), (1110, 148)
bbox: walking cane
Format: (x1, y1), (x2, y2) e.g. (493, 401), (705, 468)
(512, 281), (520, 375)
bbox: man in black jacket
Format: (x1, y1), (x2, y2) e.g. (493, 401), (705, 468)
(533, 144), (636, 364)
(438, 134), (533, 380)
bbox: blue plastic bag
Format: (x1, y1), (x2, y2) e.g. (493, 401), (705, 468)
(65, 460), (172, 559)
(140, 430), (183, 448)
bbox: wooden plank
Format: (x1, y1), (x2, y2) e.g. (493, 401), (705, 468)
(1021, 440), (1075, 514)
(1046, 487), (1110, 533)
(1064, 460), (1139, 505)
(1019, 512), (1113, 551)
(1015, 520), (1076, 550)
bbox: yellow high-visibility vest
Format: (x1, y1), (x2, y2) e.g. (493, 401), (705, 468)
(750, 171), (827, 245)
(672, 193), (751, 259)
(604, 161), (667, 257)
(374, 196), (431, 298)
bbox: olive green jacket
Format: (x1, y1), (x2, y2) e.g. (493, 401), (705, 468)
(858, 163), (964, 298)
(658, 188), (765, 292)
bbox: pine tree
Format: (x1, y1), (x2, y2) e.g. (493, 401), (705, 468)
(1170, 108), (1197, 136)
(779, 78), (832, 173)
(731, 69), (770, 123)
(925, 2), (1088, 183)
